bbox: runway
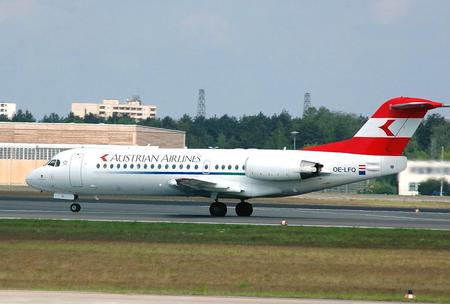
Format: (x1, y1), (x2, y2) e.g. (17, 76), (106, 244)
(0, 290), (414, 304)
(0, 291), (410, 304)
(0, 195), (450, 229)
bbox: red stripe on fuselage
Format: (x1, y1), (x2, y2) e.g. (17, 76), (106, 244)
(303, 137), (410, 156)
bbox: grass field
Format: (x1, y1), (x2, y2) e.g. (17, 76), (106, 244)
(1, 219), (450, 302)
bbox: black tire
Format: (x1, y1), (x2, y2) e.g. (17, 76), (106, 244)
(235, 202), (253, 216)
(70, 203), (81, 213)
(209, 202), (227, 217)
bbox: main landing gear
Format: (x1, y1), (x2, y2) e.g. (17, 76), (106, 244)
(208, 200), (253, 217)
(235, 201), (253, 217)
(70, 195), (81, 213)
(209, 201), (227, 217)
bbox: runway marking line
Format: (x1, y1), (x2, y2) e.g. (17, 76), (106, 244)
(1, 216), (450, 231)
(277, 208), (450, 223)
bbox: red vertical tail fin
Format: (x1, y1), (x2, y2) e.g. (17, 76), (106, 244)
(303, 97), (445, 156)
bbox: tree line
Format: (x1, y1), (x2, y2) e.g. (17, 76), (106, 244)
(2, 107), (449, 161)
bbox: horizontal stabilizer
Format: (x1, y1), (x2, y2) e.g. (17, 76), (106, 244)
(391, 101), (444, 110)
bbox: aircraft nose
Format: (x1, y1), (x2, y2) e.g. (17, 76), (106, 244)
(26, 169), (43, 189)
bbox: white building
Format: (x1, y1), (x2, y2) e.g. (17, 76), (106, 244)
(398, 160), (450, 195)
(71, 96), (156, 121)
(0, 103), (16, 119)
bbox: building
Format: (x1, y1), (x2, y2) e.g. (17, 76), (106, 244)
(0, 103), (16, 119)
(71, 96), (156, 121)
(0, 122), (184, 147)
(398, 160), (450, 195)
(0, 122), (185, 187)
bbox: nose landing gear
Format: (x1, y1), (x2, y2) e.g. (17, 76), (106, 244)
(70, 194), (81, 213)
(70, 203), (81, 213)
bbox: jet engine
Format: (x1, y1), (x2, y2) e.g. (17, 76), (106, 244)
(245, 157), (323, 181)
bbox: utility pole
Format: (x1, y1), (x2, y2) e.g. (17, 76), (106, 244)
(440, 146), (444, 196)
(290, 131), (299, 150)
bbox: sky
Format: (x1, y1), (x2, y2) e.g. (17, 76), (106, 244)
(0, 0), (449, 119)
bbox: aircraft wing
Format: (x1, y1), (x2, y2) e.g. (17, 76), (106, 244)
(169, 177), (243, 193)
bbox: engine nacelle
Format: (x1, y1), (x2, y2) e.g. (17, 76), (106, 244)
(245, 157), (323, 181)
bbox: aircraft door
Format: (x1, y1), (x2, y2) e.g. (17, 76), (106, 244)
(202, 160), (210, 175)
(69, 153), (84, 187)
(49, 173), (55, 188)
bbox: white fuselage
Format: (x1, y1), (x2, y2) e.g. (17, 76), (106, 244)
(26, 147), (406, 199)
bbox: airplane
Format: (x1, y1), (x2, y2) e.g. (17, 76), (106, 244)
(26, 97), (448, 216)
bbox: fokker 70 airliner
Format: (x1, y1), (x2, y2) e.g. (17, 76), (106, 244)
(26, 97), (448, 216)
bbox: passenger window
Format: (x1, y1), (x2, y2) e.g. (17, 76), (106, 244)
(137, 164), (141, 169)
(124, 164), (127, 169)
(130, 164), (134, 169)
(158, 164), (162, 169)
(172, 164), (176, 169)
(180, 164), (183, 169)
(96, 164), (100, 169)
(103, 164), (107, 169)
(110, 164), (114, 169)
(165, 164), (169, 169)
(235, 165), (238, 170)
(228, 165), (232, 170)
(221, 165), (225, 170)
(186, 164), (191, 169)
(194, 165), (198, 170)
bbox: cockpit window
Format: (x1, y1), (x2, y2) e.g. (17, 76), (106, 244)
(47, 159), (60, 167)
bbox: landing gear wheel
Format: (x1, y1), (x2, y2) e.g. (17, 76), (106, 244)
(209, 202), (227, 217)
(235, 202), (253, 216)
(70, 203), (81, 213)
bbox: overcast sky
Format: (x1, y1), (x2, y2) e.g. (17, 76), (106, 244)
(1, 0), (449, 119)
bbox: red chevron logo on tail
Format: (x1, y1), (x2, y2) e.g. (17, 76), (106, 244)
(379, 119), (395, 136)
